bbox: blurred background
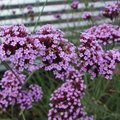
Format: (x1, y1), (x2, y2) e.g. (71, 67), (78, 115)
(0, 0), (118, 38)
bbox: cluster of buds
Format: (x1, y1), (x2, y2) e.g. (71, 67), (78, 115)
(26, 5), (35, 21)
(82, 12), (92, 20)
(71, 0), (79, 10)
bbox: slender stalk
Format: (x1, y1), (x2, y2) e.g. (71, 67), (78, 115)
(11, 106), (14, 120)
(1, 61), (21, 81)
(33, 0), (48, 32)
(21, 112), (26, 120)
(25, 71), (35, 83)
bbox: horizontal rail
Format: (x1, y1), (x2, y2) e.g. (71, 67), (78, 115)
(0, 0), (114, 10)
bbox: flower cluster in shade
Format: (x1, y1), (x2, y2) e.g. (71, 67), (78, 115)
(78, 23), (120, 79)
(82, 12), (92, 20)
(101, 2), (120, 20)
(48, 78), (93, 120)
(0, 70), (43, 111)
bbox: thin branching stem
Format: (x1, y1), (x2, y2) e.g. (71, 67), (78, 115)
(1, 61), (21, 81)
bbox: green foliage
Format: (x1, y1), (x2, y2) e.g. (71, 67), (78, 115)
(83, 74), (120, 120)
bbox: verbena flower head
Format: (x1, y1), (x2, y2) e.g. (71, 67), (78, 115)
(99, 49), (120, 79)
(17, 84), (43, 110)
(36, 24), (64, 37)
(54, 13), (62, 19)
(0, 37), (39, 72)
(26, 5), (35, 21)
(0, 24), (28, 38)
(0, 70), (25, 90)
(48, 79), (93, 120)
(71, 0), (79, 10)
(102, 2), (120, 20)
(79, 34), (104, 79)
(0, 70), (43, 111)
(17, 90), (33, 110)
(0, 70), (25, 110)
(28, 84), (43, 102)
(0, 24), (39, 72)
(82, 12), (92, 20)
(33, 24), (77, 76)
(84, 23), (120, 45)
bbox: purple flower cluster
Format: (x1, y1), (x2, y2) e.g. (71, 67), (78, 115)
(0, 24), (94, 118)
(0, 24), (77, 75)
(0, 70), (43, 111)
(32, 24), (77, 79)
(79, 23), (120, 79)
(99, 49), (120, 79)
(1, 22), (119, 118)
(0, 24), (28, 38)
(71, 0), (79, 10)
(84, 23), (120, 45)
(30, 25), (93, 119)
(53, 65), (80, 81)
(48, 79), (93, 120)
(26, 5), (35, 21)
(0, 24), (39, 72)
(102, 2), (120, 20)
(28, 84), (43, 102)
(0, 70), (25, 111)
(17, 84), (43, 110)
(79, 34), (104, 79)
(82, 12), (92, 20)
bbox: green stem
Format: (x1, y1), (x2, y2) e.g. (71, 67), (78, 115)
(25, 71), (35, 83)
(11, 106), (14, 119)
(1, 61), (21, 81)
(33, 0), (48, 32)
(21, 112), (26, 120)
